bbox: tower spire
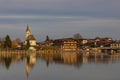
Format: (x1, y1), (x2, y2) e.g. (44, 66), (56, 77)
(25, 24), (31, 39)
(26, 24), (30, 32)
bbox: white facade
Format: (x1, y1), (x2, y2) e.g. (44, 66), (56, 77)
(25, 25), (37, 50)
(29, 40), (36, 46)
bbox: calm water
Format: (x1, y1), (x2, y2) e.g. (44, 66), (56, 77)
(0, 52), (120, 80)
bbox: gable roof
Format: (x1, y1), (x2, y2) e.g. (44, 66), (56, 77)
(26, 35), (36, 40)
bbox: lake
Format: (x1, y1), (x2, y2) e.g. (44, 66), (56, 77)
(0, 52), (120, 80)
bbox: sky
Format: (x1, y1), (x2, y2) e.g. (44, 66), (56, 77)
(0, 0), (120, 41)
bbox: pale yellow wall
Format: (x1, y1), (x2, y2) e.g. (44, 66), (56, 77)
(29, 40), (36, 46)
(26, 31), (31, 39)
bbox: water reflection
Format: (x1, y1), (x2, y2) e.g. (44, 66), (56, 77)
(0, 51), (120, 77)
(38, 52), (120, 68)
(25, 54), (36, 77)
(52, 52), (82, 67)
(0, 55), (21, 69)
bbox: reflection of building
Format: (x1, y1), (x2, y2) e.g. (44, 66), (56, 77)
(25, 25), (36, 50)
(25, 54), (36, 77)
(53, 38), (79, 51)
(0, 56), (21, 70)
(61, 52), (79, 65)
(82, 55), (88, 63)
(26, 62), (31, 77)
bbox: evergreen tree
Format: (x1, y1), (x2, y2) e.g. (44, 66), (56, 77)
(46, 35), (50, 41)
(26, 40), (30, 50)
(4, 35), (12, 48)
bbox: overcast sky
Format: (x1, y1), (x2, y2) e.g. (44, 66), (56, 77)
(0, 0), (120, 41)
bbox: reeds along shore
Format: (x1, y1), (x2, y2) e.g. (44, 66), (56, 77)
(0, 50), (36, 57)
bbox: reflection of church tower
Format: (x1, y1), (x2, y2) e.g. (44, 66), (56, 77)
(25, 25), (31, 40)
(26, 63), (30, 78)
(25, 55), (36, 78)
(25, 56), (30, 78)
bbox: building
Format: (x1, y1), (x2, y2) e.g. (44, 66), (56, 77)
(81, 39), (88, 45)
(42, 35), (53, 46)
(80, 37), (113, 48)
(11, 40), (21, 49)
(110, 42), (120, 48)
(25, 25), (36, 50)
(53, 38), (79, 51)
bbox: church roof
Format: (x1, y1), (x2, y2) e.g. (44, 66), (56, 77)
(26, 35), (36, 40)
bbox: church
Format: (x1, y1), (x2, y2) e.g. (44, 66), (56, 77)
(25, 25), (36, 50)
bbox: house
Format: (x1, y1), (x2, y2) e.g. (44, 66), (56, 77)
(82, 39), (88, 44)
(11, 40), (21, 49)
(80, 37), (113, 48)
(110, 41), (120, 48)
(53, 38), (79, 51)
(94, 37), (113, 47)
(43, 35), (53, 46)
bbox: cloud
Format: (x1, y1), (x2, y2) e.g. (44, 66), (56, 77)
(0, 0), (120, 40)
(0, 15), (76, 19)
(0, 15), (89, 24)
(0, 14), (119, 25)
(0, 14), (120, 41)
(0, 14), (119, 24)
(0, 0), (120, 18)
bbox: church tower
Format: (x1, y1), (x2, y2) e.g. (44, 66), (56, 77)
(25, 25), (36, 50)
(25, 25), (31, 40)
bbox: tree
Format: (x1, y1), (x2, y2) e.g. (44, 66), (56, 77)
(46, 35), (50, 41)
(0, 37), (5, 49)
(73, 33), (82, 39)
(26, 40), (30, 50)
(4, 35), (12, 48)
